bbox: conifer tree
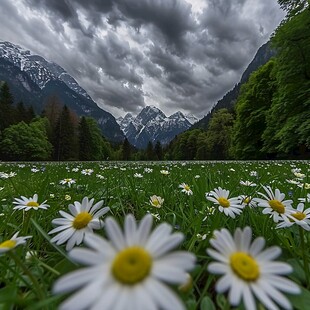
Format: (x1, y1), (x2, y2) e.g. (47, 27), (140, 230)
(122, 138), (131, 160)
(154, 140), (163, 160)
(0, 82), (15, 132)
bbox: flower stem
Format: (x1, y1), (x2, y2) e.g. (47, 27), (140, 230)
(8, 251), (45, 301)
(299, 226), (310, 288)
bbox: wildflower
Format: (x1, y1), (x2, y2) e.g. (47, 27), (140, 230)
(53, 214), (196, 310)
(50, 194), (55, 198)
(239, 195), (257, 208)
(207, 227), (300, 310)
(253, 186), (293, 223)
(277, 203), (310, 231)
(49, 197), (110, 251)
(150, 195), (164, 208)
(81, 169), (94, 175)
(194, 175), (200, 179)
(250, 171), (258, 177)
(144, 168), (153, 173)
(134, 173), (143, 178)
(160, 170), (170, 175)
(179, 183), (193, 195)
(96, 174), (105, 180)
(298, 193), (310, 203)
(206, 187), (243, 218)
(304, 183), (310, 190)
(31, 168), (39, 173)
(60, 178), (76, 187)
(65, 195), (71, 201)
(13, 194), (49, 211)
(196, 234), (207, 241)
(0, 232), (32, 255)
(240, 180), (257, 187)
(72, 168), (79, 172)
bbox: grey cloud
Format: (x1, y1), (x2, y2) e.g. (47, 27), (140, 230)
(0, 0), (285, 118)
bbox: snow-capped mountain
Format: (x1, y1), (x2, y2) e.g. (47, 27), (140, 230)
(0, 40), (123, 141)
(117, 106), (198, 148)
(0, 41), (90, 99)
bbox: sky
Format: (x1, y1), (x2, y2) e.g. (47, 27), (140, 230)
(0, 0), (285, 118)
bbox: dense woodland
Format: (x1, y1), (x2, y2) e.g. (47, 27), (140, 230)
(0, 1), (309, 161)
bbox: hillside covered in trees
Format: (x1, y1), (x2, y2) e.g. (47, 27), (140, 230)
(166, 1), (310, 160)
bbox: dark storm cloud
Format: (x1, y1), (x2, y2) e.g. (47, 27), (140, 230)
(0, 0), (285, 117)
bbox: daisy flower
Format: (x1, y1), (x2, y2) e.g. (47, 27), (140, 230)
(240, 180), (257, 187)
(53, 214), (196, 310)
(13, 194), (50, 211)
(298, 193), (310, 203)
(253, 186), (293, 223)
(207, 227), (300, 310)
(150, 195), (164, 208)
(277, 203), (310, 231)
(179, 183), (193, 195)
(60, 178), (76, 187)
(133, 173), (143, 178)
(49, 197), (110, 251)
(81, 169), (93, 175)
(160, 170), (170, 175)
(206, 187), (243, 218)
(0, 232), (32, 255)
(239, 195), (257, 208)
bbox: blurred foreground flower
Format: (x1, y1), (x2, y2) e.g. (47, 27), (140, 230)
(207, 226), (300, 310)
(13, 194), (49, 211)
(49, 197), (110, 251)
(0, 232), (32, 255)
(53, 214), (196, 310)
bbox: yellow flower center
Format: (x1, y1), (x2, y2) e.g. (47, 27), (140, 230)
(184, 185), (191, 191)
(152, 198), (159, 205)
(291, 212), (306, 221)
(230, 252), (260, 281)
(218, 197), (230, 208)
(112, 246), (152, 285)
(26, 201), (39, 208)
(0, 240), (17, 249)
(72, 212), (93, 229)
(268, 199), (285, 214)
(244, 197), (251, 204)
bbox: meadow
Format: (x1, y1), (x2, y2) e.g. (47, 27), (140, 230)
(0, 160), (310, 310)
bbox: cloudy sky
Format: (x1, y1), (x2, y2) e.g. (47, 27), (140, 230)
(0, 0), (285, 118)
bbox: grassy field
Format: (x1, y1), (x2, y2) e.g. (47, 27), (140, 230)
(0, 160), (309, 309)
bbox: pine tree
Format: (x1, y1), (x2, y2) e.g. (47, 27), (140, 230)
(0, 82), (15, 132)
(154, 141), (163, 160)
(53, 105), (78, 160)
(78, 116), (93, 160)
(146, 141), (154, 160)
(122, 138), (131, 160)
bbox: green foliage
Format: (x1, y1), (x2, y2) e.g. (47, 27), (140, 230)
(121, 138), (132, 160)
(53, 105), (78, 161)
(278, 0), (309, 17)
(205, 109), (234, 159)
(263, 9), (310, 156)
(0, 82), (15, 132)
(0, 119), (52, 160)
(231, 60), (276, 159)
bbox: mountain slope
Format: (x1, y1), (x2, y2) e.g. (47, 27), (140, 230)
(0, 41), (123, 142)
(117, 106), (197, 148)
(193, 41), (275, 130)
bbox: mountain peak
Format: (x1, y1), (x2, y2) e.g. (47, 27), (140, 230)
(118, 105), (193, 148)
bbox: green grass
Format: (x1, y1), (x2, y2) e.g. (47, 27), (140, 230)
(0, 160), (309, 309)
